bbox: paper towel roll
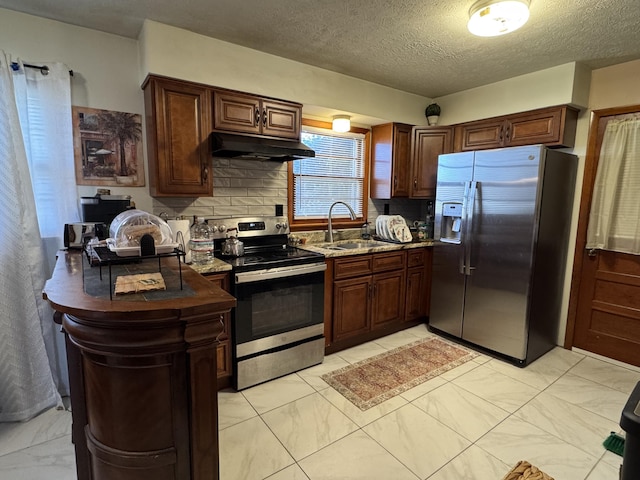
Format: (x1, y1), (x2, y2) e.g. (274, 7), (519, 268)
(167, 219), (192, 263)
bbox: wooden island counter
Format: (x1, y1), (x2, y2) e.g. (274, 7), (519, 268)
(43, 250), (236, 480)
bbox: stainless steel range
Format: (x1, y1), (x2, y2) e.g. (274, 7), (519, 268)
(209, 216), (326, 390)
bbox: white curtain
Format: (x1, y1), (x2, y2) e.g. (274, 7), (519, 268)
(586, 118), (640, 255)
(0, 52), (79, 422)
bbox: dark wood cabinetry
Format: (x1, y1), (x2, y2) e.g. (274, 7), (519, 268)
(410, 127), (454, 198)
(405, 248), (433, 322)
(453, 105), (579, 152)
(205, 272), (232, 389)
(142, 74), (303, 197)
(44, 251), (236, 480)
(143, 75), (213, 197)
(370, 123), (413, 198)
(328, 248), (434, 352)
(333, 251), (406, 342)
(212, 90), (301, 139)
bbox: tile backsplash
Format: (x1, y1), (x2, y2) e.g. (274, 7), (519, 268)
(152, 157), (288, 219)
(152, 156), (430, 229)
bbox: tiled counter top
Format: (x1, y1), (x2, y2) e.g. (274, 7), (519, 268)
(299, 239), (434, 257)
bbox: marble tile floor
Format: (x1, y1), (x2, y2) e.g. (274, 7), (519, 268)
(1, 324), (639, 480)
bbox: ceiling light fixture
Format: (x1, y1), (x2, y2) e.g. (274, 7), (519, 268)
(332, 115), (351, 133)
(468, 0), (530, 37)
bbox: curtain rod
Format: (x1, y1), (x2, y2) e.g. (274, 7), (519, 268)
(11, 62), (74, 77)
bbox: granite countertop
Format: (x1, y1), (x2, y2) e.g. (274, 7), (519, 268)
(298, 238), (434, 257)
(186, 237), (435, 273)
(188, 257), (234, 275)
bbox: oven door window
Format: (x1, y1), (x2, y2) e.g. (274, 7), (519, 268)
(234, 270), (324, 344)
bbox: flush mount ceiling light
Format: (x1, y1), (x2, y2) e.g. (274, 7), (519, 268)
(332, 115), (351, 132)
(468, 0), (530, 37)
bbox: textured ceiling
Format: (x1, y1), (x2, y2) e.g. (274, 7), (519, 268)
(2, 0), (640, 98)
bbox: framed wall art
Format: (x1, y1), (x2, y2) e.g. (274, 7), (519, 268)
(72, 106), (145, 187)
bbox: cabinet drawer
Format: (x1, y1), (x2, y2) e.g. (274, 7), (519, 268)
(407, 249), (426, 268)
(334, 255), (373, 280)
(372, 251), (406, 273)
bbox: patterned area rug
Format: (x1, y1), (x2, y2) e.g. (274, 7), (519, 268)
(321, 336), (477, 410)
(502, 461), (554, 480)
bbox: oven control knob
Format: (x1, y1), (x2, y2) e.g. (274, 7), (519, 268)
(210, 224), (218, 233)
(218, 225), (227, 233)
(276, 222), (288, 230)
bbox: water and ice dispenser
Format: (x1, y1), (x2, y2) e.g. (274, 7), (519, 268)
(440, 202), (463, 243)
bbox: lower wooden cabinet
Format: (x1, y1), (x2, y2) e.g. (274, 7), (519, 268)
(405, 249), (433, 321)
(333, 275), (372, 341)
(328, 248), (432, 351)
(205, 272), (232, 389)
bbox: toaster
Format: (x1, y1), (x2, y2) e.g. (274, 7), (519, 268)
(63, 222), (107, 249)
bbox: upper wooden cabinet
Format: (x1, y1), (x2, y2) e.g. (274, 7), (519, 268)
(212, 90), (301, 140)
(370, 123), (413, 198)
(143, 75), (213, 197)
(410, 127), (454, 198)
(453, 105), (579, 152)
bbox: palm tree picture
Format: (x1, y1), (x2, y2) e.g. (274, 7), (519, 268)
(72, 106), (145, 186)
(96, 111), (142, 177)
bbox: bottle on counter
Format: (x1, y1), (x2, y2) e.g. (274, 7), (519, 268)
(361, 222), (371, 240)
(425, 199), (435, 239)
(189, 217), (213, 265)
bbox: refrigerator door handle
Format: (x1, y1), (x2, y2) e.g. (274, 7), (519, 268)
(464, 181), (478, 276)
(459, 181), (472, 274)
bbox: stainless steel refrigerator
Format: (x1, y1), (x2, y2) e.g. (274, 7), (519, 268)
(429, 145), (577, 365)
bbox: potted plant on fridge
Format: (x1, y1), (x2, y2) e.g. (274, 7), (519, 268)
(425, 103), (441, 126)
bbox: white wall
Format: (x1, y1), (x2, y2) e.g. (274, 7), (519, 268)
(589, 59), (640, 110)
(435, 62), (591, 125)
(139, 20), (431, 127)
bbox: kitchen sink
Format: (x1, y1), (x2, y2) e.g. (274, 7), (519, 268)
(338, 241), (389, 249)
(317, 240), (391, 251)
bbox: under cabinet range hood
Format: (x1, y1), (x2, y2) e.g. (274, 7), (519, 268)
(211, 132), (315, 161)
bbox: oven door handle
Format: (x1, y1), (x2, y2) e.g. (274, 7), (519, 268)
(235, 262), (327, 284)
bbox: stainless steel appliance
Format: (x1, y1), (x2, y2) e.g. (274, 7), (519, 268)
(429, 145), (577, 365)
(209, 216), (326, 390)
(63, 222), (107, 248)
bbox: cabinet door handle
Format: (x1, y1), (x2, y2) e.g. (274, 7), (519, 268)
(203, 166), (208, 181)
(255, 107), (260, 126)
(505, 126), (511, 142)
(393, 176), (397, 188)
(414, 178), (418, 188)
(262, 108), (267, 127)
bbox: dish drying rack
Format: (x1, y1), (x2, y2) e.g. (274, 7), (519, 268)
(375, 215), (412, 243)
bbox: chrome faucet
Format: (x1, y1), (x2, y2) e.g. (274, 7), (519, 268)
(327, 201), (356, 243)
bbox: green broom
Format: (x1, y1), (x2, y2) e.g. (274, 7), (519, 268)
(603, 431), (625, 456)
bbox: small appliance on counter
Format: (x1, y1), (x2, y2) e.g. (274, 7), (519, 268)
(80, 194), (132, 226)
(64, 222), (108, 249)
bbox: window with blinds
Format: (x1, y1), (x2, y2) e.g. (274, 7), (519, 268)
(292, 126), (366, 221)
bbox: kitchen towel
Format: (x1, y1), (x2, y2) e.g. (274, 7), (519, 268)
(168, 219), (191, 263)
